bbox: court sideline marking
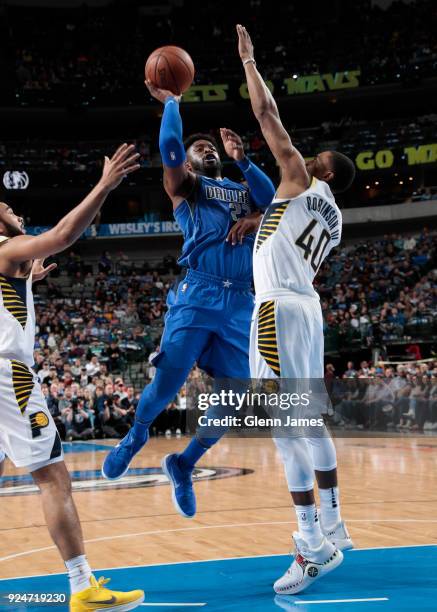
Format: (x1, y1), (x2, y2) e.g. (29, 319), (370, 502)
(140, 604), (206, 608)
(1, 543), (435, 581)
(0, 519), (437, 564)
(294, 598), (389, 605)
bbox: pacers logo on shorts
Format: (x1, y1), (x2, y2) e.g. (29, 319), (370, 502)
(29, 411), (49, 438)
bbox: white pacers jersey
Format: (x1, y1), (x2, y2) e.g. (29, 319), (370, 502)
(253, 178), (342, 300)
(0, 236), (36, 367)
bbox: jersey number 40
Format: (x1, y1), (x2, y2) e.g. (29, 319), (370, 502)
(295, 220), (331, 273)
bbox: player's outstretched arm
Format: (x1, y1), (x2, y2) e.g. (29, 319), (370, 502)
(145, 81), (196, 208)
(1, 144), (139, 263)
(220, 127), (275, 210)
(236, 25), (309, 193)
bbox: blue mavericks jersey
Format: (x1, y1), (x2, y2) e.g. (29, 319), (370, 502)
(174, 175), (255, 282)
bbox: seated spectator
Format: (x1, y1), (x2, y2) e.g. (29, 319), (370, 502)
(86, 355), (101, 376)
(100, 395), (130, 438)
(63, 399), (94, 441)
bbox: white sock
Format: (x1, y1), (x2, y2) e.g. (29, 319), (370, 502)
(65, 554), (92, 594)
(319, 486), (341, 530)
(295, 504), (323, 549)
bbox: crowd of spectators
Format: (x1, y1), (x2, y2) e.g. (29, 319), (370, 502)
(1, 115), (435, 174)
(1, 114), (436, 214)
(327, 359), (437, 432)
(32, 251), (188, 441)
(318, 228), (436, 352)
(27, 227), (436, 440)
(2, 0), (435, 106)
(38, 356), (187, 442)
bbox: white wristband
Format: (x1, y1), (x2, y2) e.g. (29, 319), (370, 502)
(243, 58), (256, 67)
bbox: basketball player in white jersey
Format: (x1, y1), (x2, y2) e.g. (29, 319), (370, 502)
(237, 25), (356, 595)
(0, 144), (146, 611)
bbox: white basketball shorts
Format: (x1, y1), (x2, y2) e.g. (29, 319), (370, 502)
(250, 293), (324, 380)
(0, 357), (63, 471)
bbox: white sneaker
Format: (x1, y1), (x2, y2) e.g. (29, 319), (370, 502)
(165, 429), (172, 438)
(423, 421), (432, 430)
(320, 518), (354, 551)
(273, 533), (343, 595)
(176, 428), (182, 438)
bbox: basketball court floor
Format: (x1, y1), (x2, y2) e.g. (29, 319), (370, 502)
(1, 436), (436, 610)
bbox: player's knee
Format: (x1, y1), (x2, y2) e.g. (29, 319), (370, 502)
(31, 461), (72, 496)
(142, 367), (187, 405)
(306, 436), (337, 471)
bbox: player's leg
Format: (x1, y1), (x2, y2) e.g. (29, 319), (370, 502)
(253, 300), (324, 546)
(30, 461), (144, 610)
(0, 358), (144, 610)
(305, 300), (353, 550)
(162, 371), (235, 518)
(253, 300), (343, 595)
(102, 298), (212, 479)
(306, 438), (353, 550)
(102, 364), (193, 479)
(163, 286), (254, 517)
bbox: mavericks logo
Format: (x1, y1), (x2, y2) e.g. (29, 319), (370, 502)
(0, 466), (253, 496)
(3, 171), (29, 190)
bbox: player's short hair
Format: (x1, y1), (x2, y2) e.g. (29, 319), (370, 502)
(184, 133), (219, 153)
(329, 151), (356, 194)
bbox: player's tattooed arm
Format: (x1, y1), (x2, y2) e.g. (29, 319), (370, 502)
(146, 80), (196, 208)
(236, 25), (309, 194)
(1, 144), (139, 264)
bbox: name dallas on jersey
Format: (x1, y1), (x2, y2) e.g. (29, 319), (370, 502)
(306, 196), (340, 241)
(206, 185), (249, 205)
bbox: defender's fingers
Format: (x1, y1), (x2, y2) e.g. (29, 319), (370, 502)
(123, 163), (141, 174)
(118, 152), (140, 167)
(116, 144), (136, 162)
(111, 143), (128, 162)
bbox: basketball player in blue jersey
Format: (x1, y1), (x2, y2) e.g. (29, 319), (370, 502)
(0, 144), (146, 611)
(102, 82), (276, 517)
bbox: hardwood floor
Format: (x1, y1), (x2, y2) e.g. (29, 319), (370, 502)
(0, 436), (436, 579)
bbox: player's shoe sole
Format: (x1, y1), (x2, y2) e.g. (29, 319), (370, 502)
(101, 462), (130, 481)
(161, 454), (195, 519)
(69, 575), (144, 612)
(80, 595), (144, 612)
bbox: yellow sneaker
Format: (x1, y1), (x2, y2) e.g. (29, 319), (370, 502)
(70, 575), (145, 612)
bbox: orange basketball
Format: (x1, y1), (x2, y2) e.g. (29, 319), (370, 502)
(145, 46), (195, 95)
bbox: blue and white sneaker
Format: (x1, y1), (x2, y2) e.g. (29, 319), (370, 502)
(161, 453), (196, 518)
(101, 426), (149, 480)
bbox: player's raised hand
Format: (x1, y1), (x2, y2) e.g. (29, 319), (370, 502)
(226, 211), (263, 246)
(220, 128), (245, 162)
(99, 144), (140, 191)
(32, 258), (58, 282)
(236, 24), (255, 62)
(145, 80), (182, 104)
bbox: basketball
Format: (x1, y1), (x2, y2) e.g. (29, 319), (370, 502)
(145, 46), (195, 95)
